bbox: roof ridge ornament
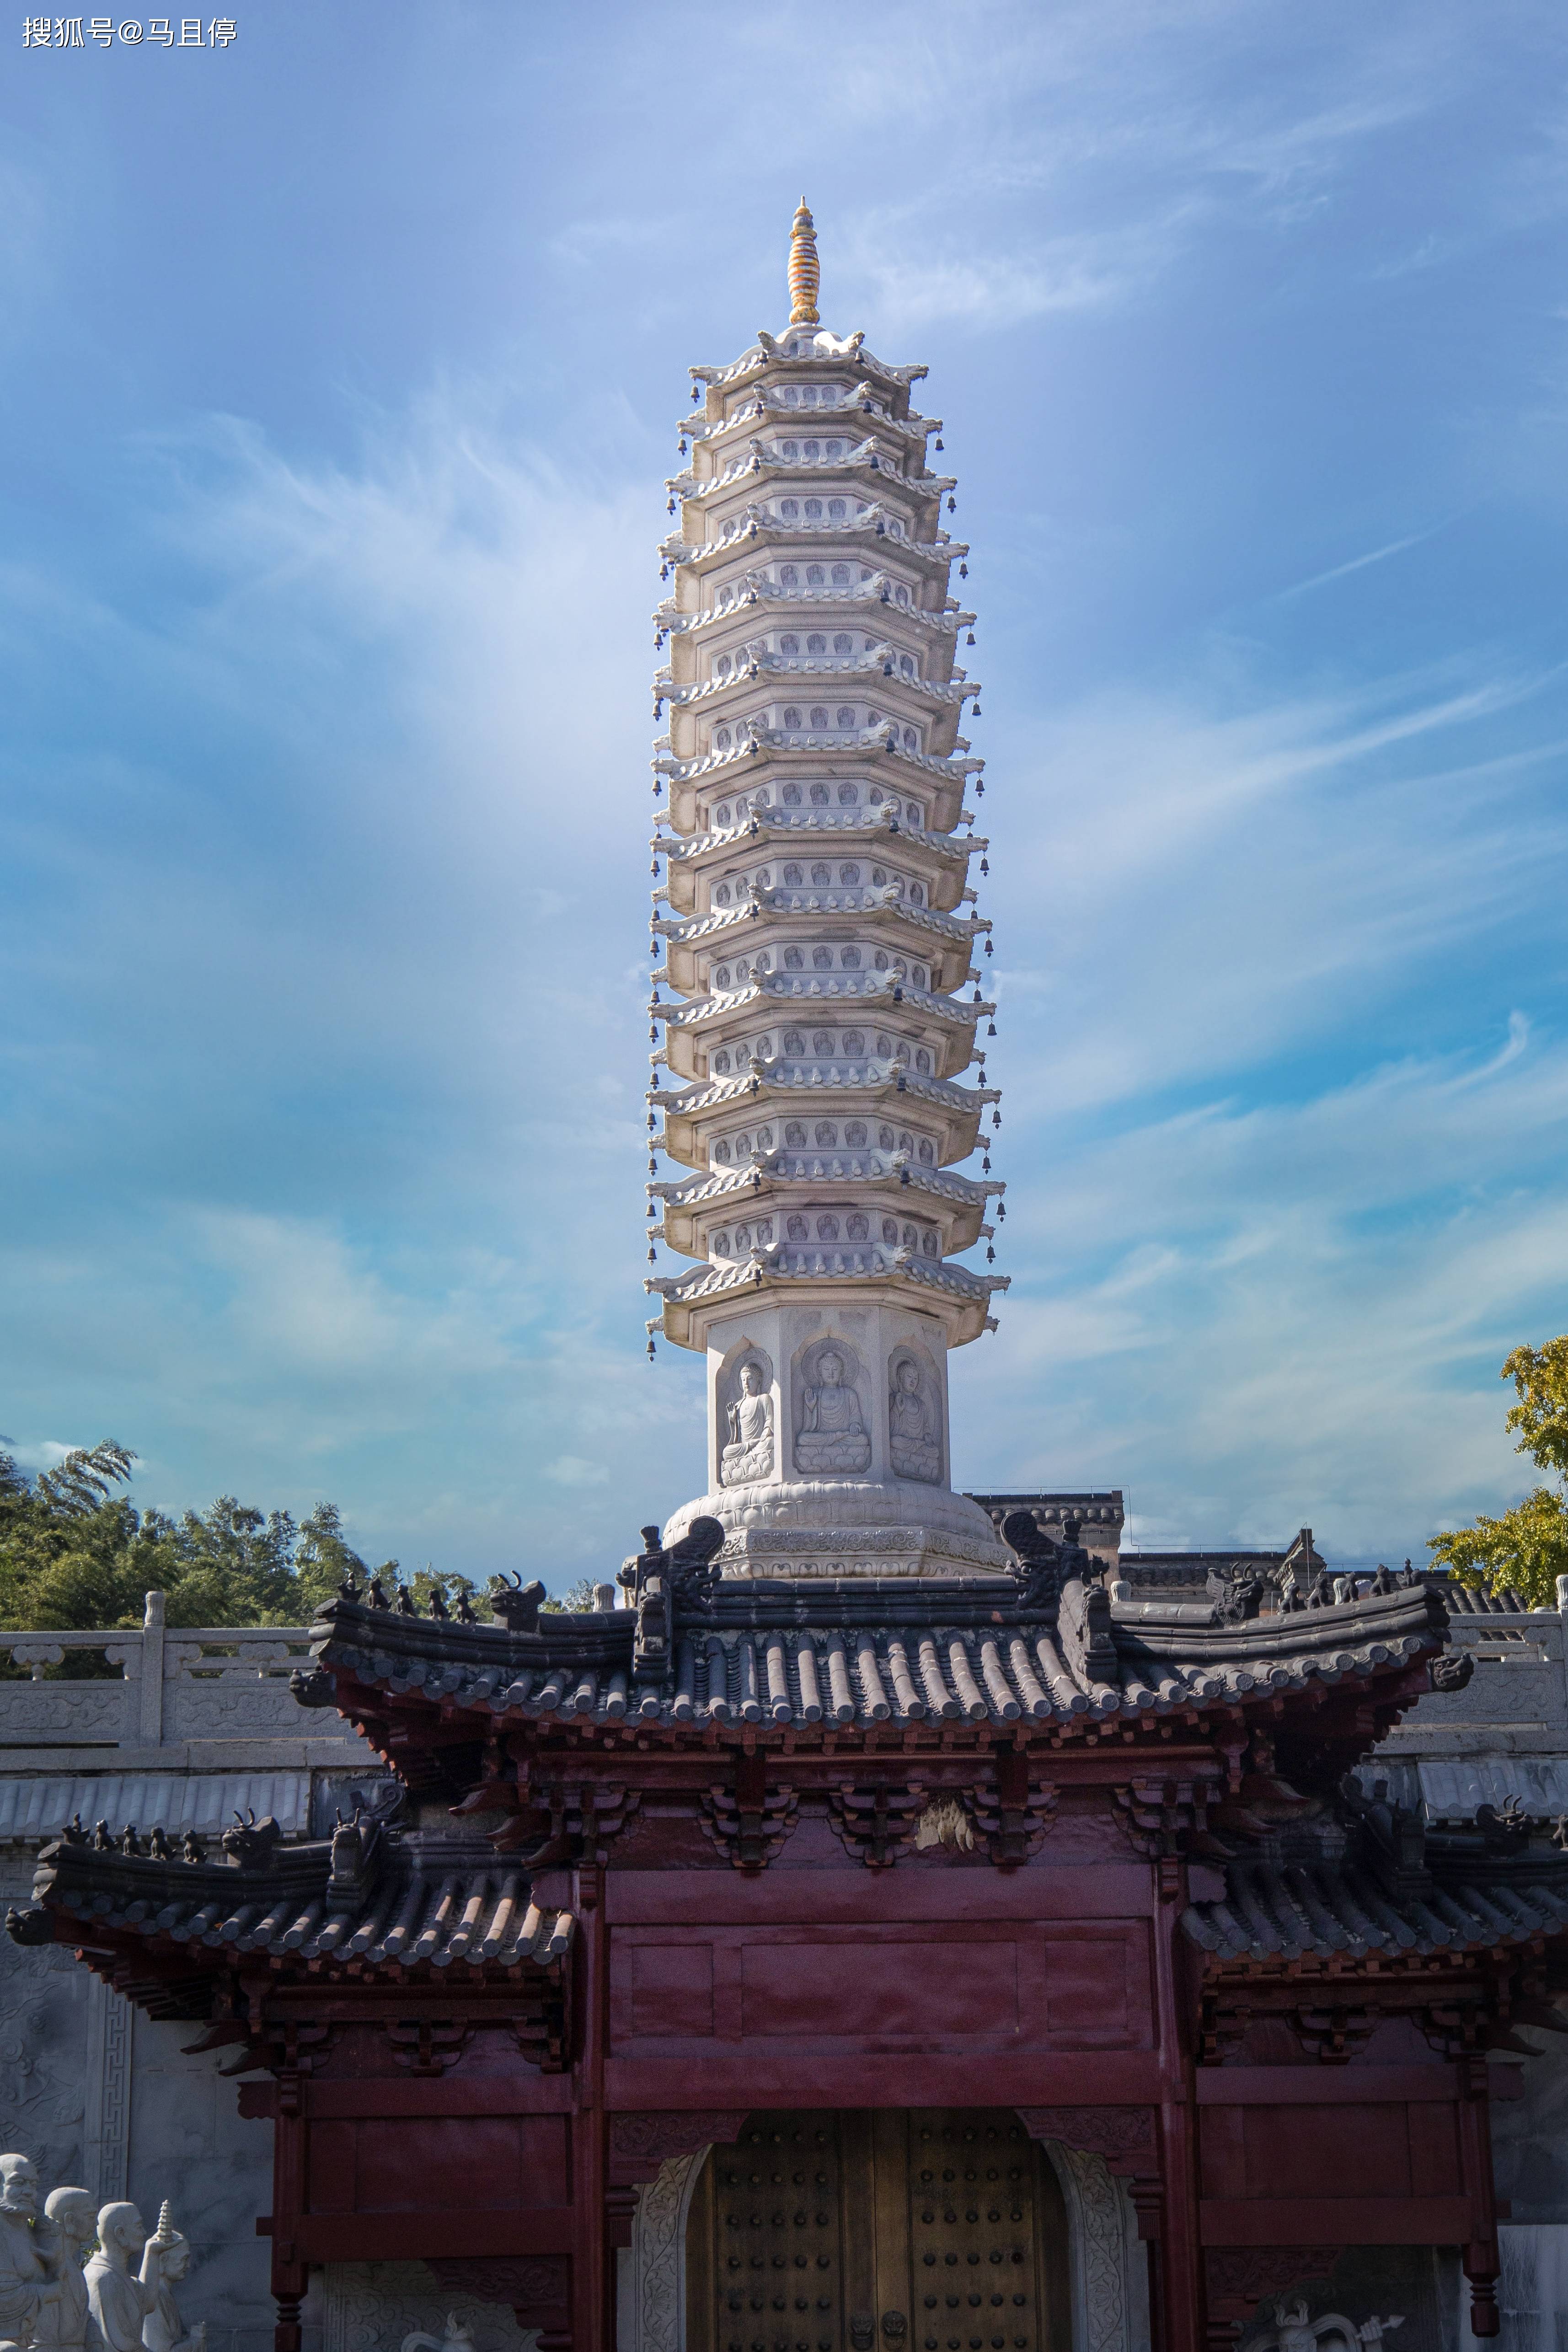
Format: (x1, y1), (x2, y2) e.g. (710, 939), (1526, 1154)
(788, 198), (820, 327)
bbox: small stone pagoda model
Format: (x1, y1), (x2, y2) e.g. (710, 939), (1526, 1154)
(15, 212), (1568, 2352)
(646, 200), (1008, 1580)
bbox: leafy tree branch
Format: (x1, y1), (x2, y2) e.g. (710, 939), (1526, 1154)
(0, 1447), (482, 1643)
(1429, 1339), (1568, 1607)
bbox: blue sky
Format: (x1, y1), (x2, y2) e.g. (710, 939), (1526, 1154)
(4, 0), (1568, 1583)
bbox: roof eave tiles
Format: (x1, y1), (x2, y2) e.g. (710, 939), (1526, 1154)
(308, 1577), (1448, 1742)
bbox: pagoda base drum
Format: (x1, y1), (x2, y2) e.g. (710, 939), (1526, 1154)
(666, 1297), (1010, 1580)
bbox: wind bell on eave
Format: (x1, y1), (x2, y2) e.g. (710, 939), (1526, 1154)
(641, 204), (1008, 1580)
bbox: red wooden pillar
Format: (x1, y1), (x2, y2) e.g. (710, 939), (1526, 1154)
(1457, 2057), (1501, 2338)
(269, 2068), (308, 2352)
(573, 1863), (609, 2352)
(1151, 1858), (1203, 2352)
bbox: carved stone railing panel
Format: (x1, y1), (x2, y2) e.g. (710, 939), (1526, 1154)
(0, 1607), (366, 1754)
(163, 1637), (314, 1743)
(0, 1679), (134, 1744)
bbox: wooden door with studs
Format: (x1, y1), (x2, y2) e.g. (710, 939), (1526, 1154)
(685, 2111), (1071, 2352)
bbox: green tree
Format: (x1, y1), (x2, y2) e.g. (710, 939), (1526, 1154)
(0, 1444), (476, 1635)
(1429, 1338), (1568, 1607)
(541, 1575), (602, 1613)
(294, 1503), (373, 1615)
(405, 1563), (485, 1617)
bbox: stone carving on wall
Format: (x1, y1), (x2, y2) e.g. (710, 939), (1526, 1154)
(0, 1928), (88, 2196)
(721, 1361), (774, 1487)
(323, 2263), (541, 2352)
(888, 1356), (940, 1483)
(794, 1344), (870, 1474)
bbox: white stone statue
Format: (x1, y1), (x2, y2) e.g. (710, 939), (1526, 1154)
(1266, 2304), (1403, 2352)
(32, 2190), (94, 2352)
(401, 2321), (476, 2352)
(140, 2208), (204, 2352)
(721, 1361), (774, 1486)
(794, 1350), (870, 1474)
(86, 2203), (171, 2352)
(888, 1360), (940, 1483)
(0, 2155), (57, 2347)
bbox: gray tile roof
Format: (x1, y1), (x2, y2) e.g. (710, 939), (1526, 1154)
(1182, 1847), (1568, 1963)
(1440, 1579), (1532, 1616)
(310, 1561), (1452, 1738)
(18, 1822), (572, 1979)
(0, 1772), (312, 1846)
(1351, 1757), (1568, 1823)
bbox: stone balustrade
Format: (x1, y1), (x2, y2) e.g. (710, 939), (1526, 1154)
(0, 1594), (376, 1810)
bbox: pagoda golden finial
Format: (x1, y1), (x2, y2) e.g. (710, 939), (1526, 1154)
(788, 198), (820, 328)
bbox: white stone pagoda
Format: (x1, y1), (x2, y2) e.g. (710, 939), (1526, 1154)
(646, 203), (1009, 1578)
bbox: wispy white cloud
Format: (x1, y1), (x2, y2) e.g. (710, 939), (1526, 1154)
(5, 0), (1568, 1586)
(758, 3), (1471, 334)
(7, 368), (1568, 1576)
(1265, 529), (1447, 604)
(0, 1439), (75, 1473)
(851, 210), (1202, 335)
(980, 668), (1568, 1129)
(959, 1018), (1568, 1549)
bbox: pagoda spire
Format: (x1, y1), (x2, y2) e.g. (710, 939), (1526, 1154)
(787, 199), (819, 328)
(645, 229), (1008, 1578)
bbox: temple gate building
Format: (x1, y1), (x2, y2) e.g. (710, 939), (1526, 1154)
(11, 211), (1568, 2352)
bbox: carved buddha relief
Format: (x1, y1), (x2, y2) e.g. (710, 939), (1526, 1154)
(719, 1356), (774, 1488)
(888, 1354), (941, 1484)
(793, 1341), (871, 1475)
